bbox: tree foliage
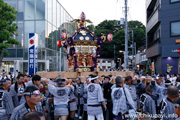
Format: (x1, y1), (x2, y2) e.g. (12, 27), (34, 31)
(0, 0), (19, 66)
(94, 20), (146, 61)
(87, 24), (95, 32)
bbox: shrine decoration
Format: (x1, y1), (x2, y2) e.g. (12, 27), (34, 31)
(63, 12), (104, 72)
(57, 40), (61, 47)
(107, 33), (113, 42)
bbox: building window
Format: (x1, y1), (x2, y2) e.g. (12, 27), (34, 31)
(108, 61), (111, 63)
(171, 21), (180, 36)
(171, 0), (180, 3)
(153, 29), (160, 41)
(24, 0), (35, 20)
(17, 12), (24, 21)
(17, 49), (23, 57)
(102, 61), (106, 63)
(36, 0), (45, 20)
(6, 49), (16, 57)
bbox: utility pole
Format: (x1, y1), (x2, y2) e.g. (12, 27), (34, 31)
(60, 47), (61, 72)
(124, 0), (128, 70)
(132, 30), (134, 56)
(114, 44), (116, 68)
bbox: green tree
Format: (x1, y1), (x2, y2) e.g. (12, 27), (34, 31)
(94, 20), (146, 61)
(0, 0), (19, 67)
(87, 24), (95, 32)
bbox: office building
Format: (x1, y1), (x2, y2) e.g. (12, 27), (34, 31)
(146, 0), (180, 74)
(2, 0), (74, 73)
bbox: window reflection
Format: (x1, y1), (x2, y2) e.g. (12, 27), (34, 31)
(17, 13), (24, 21)
(4, 0), (17, 10)
(25, 0), (35, 20)
(47, 0), (52, 23)
(57, 4), (61, 27)
(17, 49), (23, 57)
(171, 21), (180, 36)
(53, 0), (57, 26)
(17, 21), (24, 48)
(36, 21), (45, 48)
(36, 0), (45, 20)
(24, 21), (34, 48)
(18, 0), (24, 12)
(47, 23), (52, 49)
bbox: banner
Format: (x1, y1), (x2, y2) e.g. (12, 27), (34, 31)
(162, 58), (178, 75)
(152, 62), (155, 72)
(28, 33), (38, 76)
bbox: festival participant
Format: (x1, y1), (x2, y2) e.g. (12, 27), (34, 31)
(26, 75), (41, 87)
(4, 78), (12, 91)
(7, 72), (13, 82)
(24, 75), (29, 83)
(0, 80), (14, 119)
(83, 77), (91, 120)
(111, 76), (135, 120)
(24, 70), (28, 76)
(0, 73), (7, 80)
(159, 86), (179, 120)
(67, 78), (77, 120)
(46, 77), (72, 120)
(136, 76), (147, 99)
(166, 72), (170, 80)
(170, 74), (177, 86)
(10, 85), (43, 120)
(156, 76), (165, 87)
(102, 76), (113, 120)
(124, 76), (138, 109)
(74, 77), (84, 119)
(140, 85), (156, 119)
(87, 75), (106, 120)
(9, 74), (26, 106)
(174, 97), (180, 119)
(22, 111), (44, 120)
(27, 75), (31, 82)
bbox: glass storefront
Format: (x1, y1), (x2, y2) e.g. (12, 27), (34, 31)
(4, 0), (75, 72)
(1, 62), (14, 74)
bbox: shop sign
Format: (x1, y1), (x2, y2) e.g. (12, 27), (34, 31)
(171, 48), (180, 54)
(162, 58), (178, 75)
(28, 33), (38, 76)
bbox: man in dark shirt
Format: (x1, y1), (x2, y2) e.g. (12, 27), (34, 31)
(103, 76), (113, 120)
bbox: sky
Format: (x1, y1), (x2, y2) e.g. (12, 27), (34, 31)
(59, 0), (146, 26)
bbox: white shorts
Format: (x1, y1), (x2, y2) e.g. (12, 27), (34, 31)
(69, 101), (77, 111)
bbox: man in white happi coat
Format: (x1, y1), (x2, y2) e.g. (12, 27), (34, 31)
(87, 76), (107, 120)
(111, 76), (135, 120)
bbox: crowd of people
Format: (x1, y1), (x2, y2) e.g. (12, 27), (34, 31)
(0, 69), (180, 120)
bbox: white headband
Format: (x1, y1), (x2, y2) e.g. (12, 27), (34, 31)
(89, 76), (99, 81)
(23, 90), (40, 95)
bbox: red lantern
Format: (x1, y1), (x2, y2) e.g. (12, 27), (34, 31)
(107, 33), (113, 42)
(57, 40), (61, 47)
(62, 31), (66, 40)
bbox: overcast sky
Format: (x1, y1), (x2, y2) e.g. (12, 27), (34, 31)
(60, 0), (146, 26)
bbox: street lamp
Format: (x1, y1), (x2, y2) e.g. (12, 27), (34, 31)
(117, 58), (122, 70)
(119, 50), (124, 53)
